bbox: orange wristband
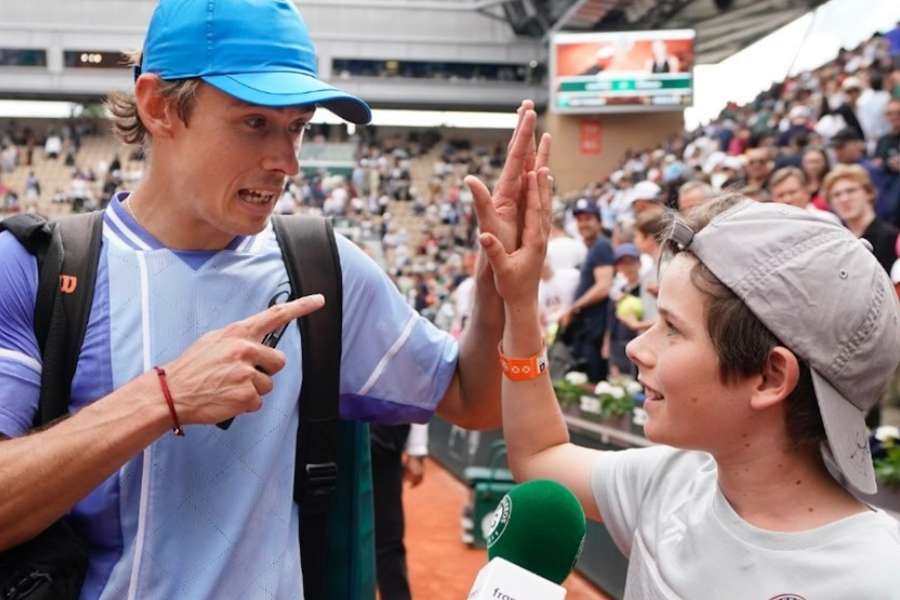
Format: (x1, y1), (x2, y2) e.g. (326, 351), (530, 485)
(498, 342), (548, 382)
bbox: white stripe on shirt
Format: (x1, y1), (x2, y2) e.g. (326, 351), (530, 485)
(107, 206), (153, 251)
(127, 251), (153, 600)
(358, 313), (418, 396)
(0, 348), (41, 374)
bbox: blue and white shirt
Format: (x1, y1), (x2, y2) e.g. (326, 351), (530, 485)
(0, 193), (458, 600)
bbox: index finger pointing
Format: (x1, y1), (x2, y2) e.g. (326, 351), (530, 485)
(243, 294), (325, 339)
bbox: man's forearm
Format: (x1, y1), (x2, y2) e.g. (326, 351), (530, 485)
(443, 266), (504, 430)
(572, 281), (611, 312)
(0, 373), (171, 550)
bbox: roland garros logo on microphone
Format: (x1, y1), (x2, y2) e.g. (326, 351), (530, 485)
(486, 495), (512, 548)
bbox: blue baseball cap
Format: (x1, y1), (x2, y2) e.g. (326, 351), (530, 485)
(137, 0), (372, 124)
(613, 243), (640, 262)
(572, 198), (601, 218)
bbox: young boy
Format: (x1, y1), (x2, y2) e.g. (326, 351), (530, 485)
(479, 185), (900, 598)
(604, 243), (642, 378)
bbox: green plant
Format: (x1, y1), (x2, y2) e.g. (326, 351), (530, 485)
(553, 379), (583, 409)
(601, 393), (634, 418)
(875, 439), (900, 488)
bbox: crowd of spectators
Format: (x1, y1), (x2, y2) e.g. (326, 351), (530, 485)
(536, 26), (900, 418)
(2, 28), (898, 395)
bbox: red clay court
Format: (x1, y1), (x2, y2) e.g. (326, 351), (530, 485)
(402, 458), (612, 600)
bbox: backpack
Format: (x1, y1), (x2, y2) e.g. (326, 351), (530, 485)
(0, 211), (375, 600)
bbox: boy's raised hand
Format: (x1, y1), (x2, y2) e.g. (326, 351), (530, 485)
(478, 167), (552, 307)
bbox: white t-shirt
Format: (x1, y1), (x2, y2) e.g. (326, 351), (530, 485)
(451, 276), (475, 333)
(639, 254), (658, 321)
(592, 446), (900, 600)
(547, 235), (587, 272)
(539, 267), (580, 323)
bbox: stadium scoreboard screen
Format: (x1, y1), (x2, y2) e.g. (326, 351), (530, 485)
(550, 30), (695, 114)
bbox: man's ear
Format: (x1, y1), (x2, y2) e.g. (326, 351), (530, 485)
(134, 74), (177, 140)
(750, 346), (800, 411)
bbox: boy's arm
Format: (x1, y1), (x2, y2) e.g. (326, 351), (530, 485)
(437, 102), (550, 430)
(479, 169), (605, 522)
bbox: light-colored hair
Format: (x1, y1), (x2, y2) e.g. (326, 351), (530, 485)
(768, 166), (807, 190)
(105, 50), (202, 146)
(634, 207), (668, 242)
(678, 180), (714, 199)
(822, 164), (875, 199)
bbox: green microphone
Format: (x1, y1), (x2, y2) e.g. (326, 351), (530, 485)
(486, 479), (587, 585)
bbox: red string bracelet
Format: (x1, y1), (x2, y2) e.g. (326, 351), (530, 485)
(153, 366), (185, 437)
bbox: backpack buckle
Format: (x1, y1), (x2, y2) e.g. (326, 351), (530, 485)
(301, 462), (338, 508)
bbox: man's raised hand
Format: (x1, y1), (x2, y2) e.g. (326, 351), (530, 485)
(478, 167), (552, 307)
(467, 100), (552, 254)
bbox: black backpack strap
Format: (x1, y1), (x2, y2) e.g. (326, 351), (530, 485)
(42, 212), (104, 425)
(271, 214), (342, 600)
(0, 211), (104, 426)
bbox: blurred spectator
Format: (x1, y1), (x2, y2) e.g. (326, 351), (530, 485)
(604, 243), (642, 379)
(874, 98), (900, 225)
(44, 132), (62, 160)
(24, 171), (41, 209)
(0, 143), (17, 173)
(677, 180), (715, 214)
(628, 180), (664, 217)
(801, 147), (832, 210)
(632, 208), (667, 325)
(560, 198), (615, 382)
(827, 76), (867, 141)
(777, 105), (814, 147)
(769, 167), (841, 224)
(744, 147), (774, 189)
(824, 164), (899, 274)
(538, 258), (580, 327)
(858, 74), (892, 142)
(832, 127), (868, 165)
(546, 209), (586, 272)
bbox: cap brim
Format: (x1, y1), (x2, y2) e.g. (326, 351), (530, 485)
(203, 72), (372, 124)
(813, 370), (877, 494)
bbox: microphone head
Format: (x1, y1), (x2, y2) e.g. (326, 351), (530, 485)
(485, 479), (586, 584)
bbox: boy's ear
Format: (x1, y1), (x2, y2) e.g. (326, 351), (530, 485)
(749, 346), (800, 411)
(134, 74), (178, 140)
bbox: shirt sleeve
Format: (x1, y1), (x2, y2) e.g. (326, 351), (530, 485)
(336, 234), (458, 424)
(590, 445), (680, 557)
(588, 238), (615, 270)
(0, 231), (41, 437)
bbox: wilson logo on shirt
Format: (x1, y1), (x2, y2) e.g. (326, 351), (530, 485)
(59, 274), (78, 294)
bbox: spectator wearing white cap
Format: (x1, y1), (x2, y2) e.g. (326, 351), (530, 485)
(824, 76), (866, 142)
(627, 180), (664, 217)
(777, 105), (814, 148)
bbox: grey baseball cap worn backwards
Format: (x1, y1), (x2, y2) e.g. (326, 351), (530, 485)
(670, 200), (900, 495)
(137, 0), (372, 124)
